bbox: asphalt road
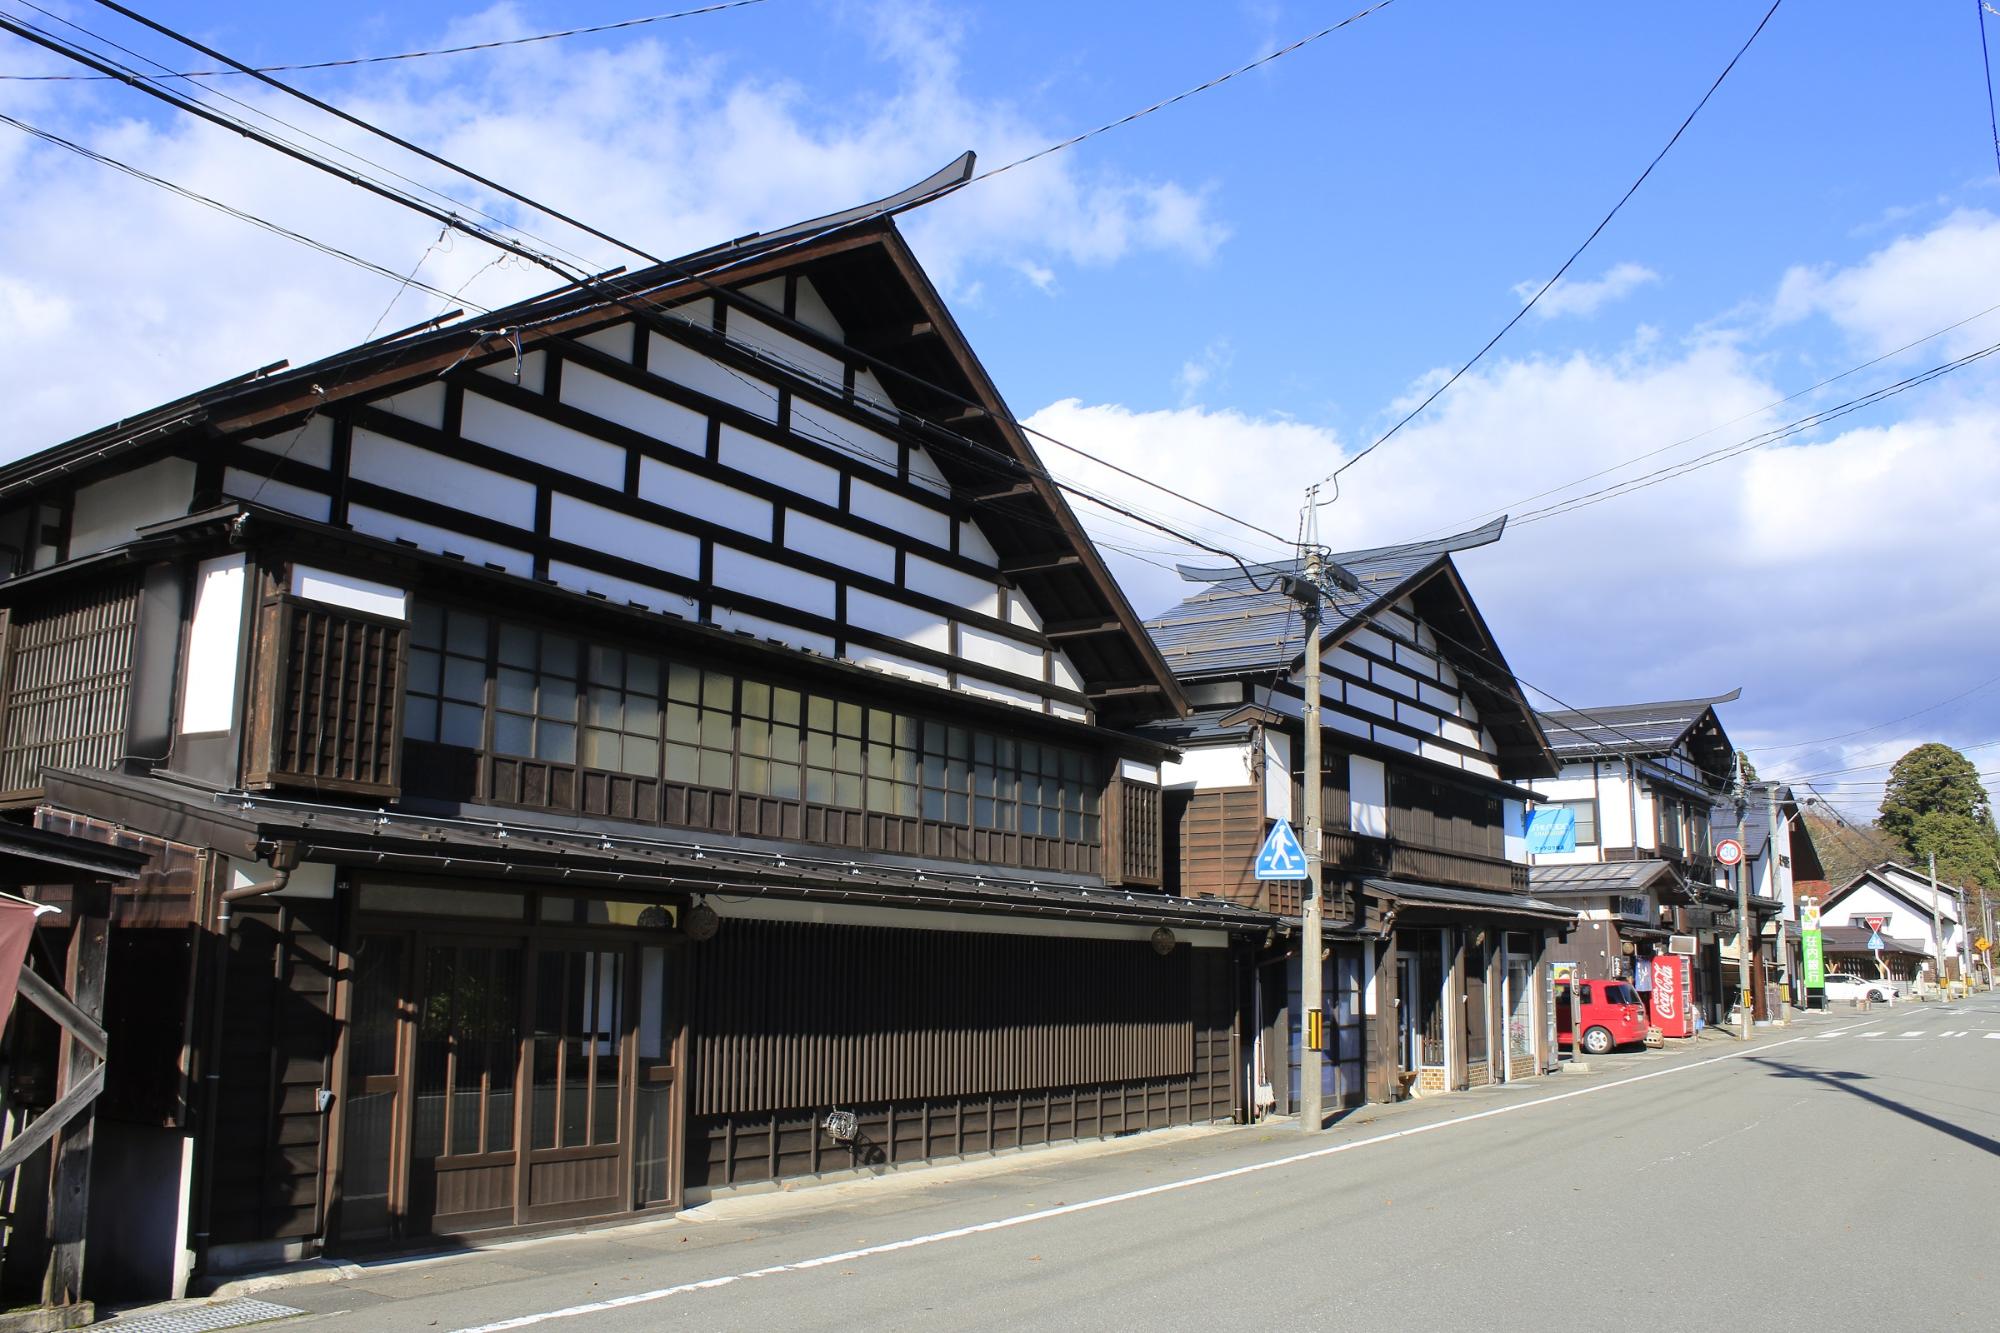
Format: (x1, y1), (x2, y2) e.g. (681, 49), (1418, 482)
(250, 996), (2000, 1332)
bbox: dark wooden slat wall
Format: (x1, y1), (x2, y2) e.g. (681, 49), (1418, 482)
(1177, 787), (1276, 912)
(686, 922), (1235, 1189)
(209, 902), (337, 1245)
(0, 573), (141, 798)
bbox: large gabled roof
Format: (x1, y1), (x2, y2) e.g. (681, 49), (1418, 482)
(1144, 519), (1509, 680)
(1821, 862), (1964, 925)
(1537, 690), (1740, 769)
(1142, 518), (1556, 777)
(0, 158), (1187, 723)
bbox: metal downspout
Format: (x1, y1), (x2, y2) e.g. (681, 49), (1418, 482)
(194, 840), (299, 1274)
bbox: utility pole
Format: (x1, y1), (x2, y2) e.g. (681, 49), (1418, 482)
(1298, 547), (1325, 1134)
(1928, 851), (1947, 994)
(1174, 515), (1357, 1135)
(1766, 781), (1787, 1025)
(1735, 759), (1752, 1041)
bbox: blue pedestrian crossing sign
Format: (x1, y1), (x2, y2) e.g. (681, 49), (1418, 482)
(1254, 819), (1310, 881)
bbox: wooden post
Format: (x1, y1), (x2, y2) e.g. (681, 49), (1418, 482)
(42, 880), (110, 1310)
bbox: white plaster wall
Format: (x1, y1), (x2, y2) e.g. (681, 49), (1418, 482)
(348, 504), (532, 576)
(549, 493), (701, 580)
(845, 588), (951, 653)
(720, 426), (839, 505)
(956, 624), (1043, 680)
(221, 469), (330, 523)
(848, 647), (949, 687)
(244, 416), (334, 469)
(545, 560), (692, 615)
(850, 478), (951, 548)
(1118, 758), (1162, 784)
(1350, 756), (1388, 838)
(477, 349), (547, 394)
(350, 431), (536, 529)
(730, 314), (846, 390)
(462, 395), (624, 490)
(790, 400), (897, 471)
(639, 457), (772, 538)
(785, 512), (895, 582)
(1263, 729), (1292, 821)
(708, 605), (837, 656)
(291, 566), (406, 620)
(70, 457), (196, 558)
(561, 363), (705, 455)
(906, 556), (998, 617)
(377, 382), (447, 430)
(648, 335), (777, 421)
(1161, 743), (1255, 790)
(179, 553), (245, 734)
(713, 547), (836, 619)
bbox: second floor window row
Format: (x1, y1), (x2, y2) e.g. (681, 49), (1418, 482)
(403, 604), (1102, 841)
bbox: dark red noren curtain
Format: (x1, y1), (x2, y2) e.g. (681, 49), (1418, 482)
(0, 899), (42, 1034)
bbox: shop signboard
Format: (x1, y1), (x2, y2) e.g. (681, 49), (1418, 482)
(1651, 953), (1694, 1038)
(1802, 928), (1825, 988)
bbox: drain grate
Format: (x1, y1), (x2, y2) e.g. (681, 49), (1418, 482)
(104, 1298), (304, 1333)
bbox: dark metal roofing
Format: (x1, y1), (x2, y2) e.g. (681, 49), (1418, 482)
(1529, 860), (1679, 893)
(1819, 925), (1929, 956)
(1536, 690), (1741, 759)
(1361, 877), (1577, 923)
(0, 820), (150, 885)
(45, 769), (1277, 933)
(1144, 518), (1507, 680)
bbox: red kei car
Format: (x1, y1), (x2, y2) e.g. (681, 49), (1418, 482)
(1555, 979), (1651, 1055)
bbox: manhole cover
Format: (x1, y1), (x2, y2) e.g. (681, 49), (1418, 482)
(104, 1298), (304, 1333)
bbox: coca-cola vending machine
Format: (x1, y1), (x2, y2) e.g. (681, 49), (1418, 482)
(1651, 953), (1694, 1038)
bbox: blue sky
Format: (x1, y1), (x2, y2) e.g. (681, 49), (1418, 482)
(3, 0), (1998, 820)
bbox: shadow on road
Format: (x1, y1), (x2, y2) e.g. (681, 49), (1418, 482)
(1750, 1058), (2000, 1158)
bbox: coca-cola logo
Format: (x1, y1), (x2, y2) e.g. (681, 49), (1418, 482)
(1653, 960), (1679, 1019)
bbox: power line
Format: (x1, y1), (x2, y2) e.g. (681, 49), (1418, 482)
(1323, 0), (1785, 488)
(1774, 737), (2000, 783)
(62, 1), (1297, 561)
(1415, 296), (2000, 541)
(9, 2), (603, 274)
(970, 0), (1398, 185)
(0, 108), (490, 310)
(1510, 336), (2000, 526)
(1979, 0), (2000, 181)
(0, 0), (771, 80)
(1745, 670), (2000, 754)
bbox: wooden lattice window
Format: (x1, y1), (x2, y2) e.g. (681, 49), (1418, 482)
(249, 596), (405, 796)
(0, 573), (142, 798)
(1106, 775), (1163, 887)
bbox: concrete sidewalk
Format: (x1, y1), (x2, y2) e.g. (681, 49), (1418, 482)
(102, 1003), (1865, 1327)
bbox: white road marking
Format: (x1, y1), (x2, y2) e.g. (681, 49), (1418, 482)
(1815, 1032), (1842, 1039)
(452, 1019), (1886, 1332)
(1902, 1030), (1927, 1037)
(1986, 1033), (2000, 1041)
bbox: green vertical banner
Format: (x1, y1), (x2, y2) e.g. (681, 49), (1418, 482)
(1802, 929), (1825, 988)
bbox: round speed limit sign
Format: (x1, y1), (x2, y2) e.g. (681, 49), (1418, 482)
(1715, 838), (1743, 867)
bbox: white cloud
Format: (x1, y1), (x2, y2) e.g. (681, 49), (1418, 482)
(1770, 208), (2000, 355)
(0, 0), (1226, 451)
(1028, 215), (2000, 817)
(1514, 261), (1659, 319)
(1174, 339), (1233, 405)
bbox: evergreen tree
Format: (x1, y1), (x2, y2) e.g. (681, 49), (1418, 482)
(1877, 743), (1999, 887)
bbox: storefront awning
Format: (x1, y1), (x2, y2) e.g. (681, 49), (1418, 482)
(1362, 878), (1578, 925)
(46, 768), (1281, 935)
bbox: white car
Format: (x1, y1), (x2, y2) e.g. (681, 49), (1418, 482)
(1821, 972), (1900, 1004)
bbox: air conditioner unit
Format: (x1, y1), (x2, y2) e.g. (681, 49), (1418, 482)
(1668, 935), (1697, 955)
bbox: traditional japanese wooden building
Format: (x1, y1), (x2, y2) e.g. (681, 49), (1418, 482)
(0, 185), (1274, 1293)
(1526, 692), (1766, 1025)
(1141, 521), (1573, 1117)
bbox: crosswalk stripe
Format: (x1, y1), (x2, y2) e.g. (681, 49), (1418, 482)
(1987, 1033), (2000, 1041)
(1901, 1030), (1925, 1036)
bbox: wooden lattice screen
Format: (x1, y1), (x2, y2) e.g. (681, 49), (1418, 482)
(248, 596), (404, 797)
(0, 574), (142, 799)
(1108, 777), (1164, 887)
